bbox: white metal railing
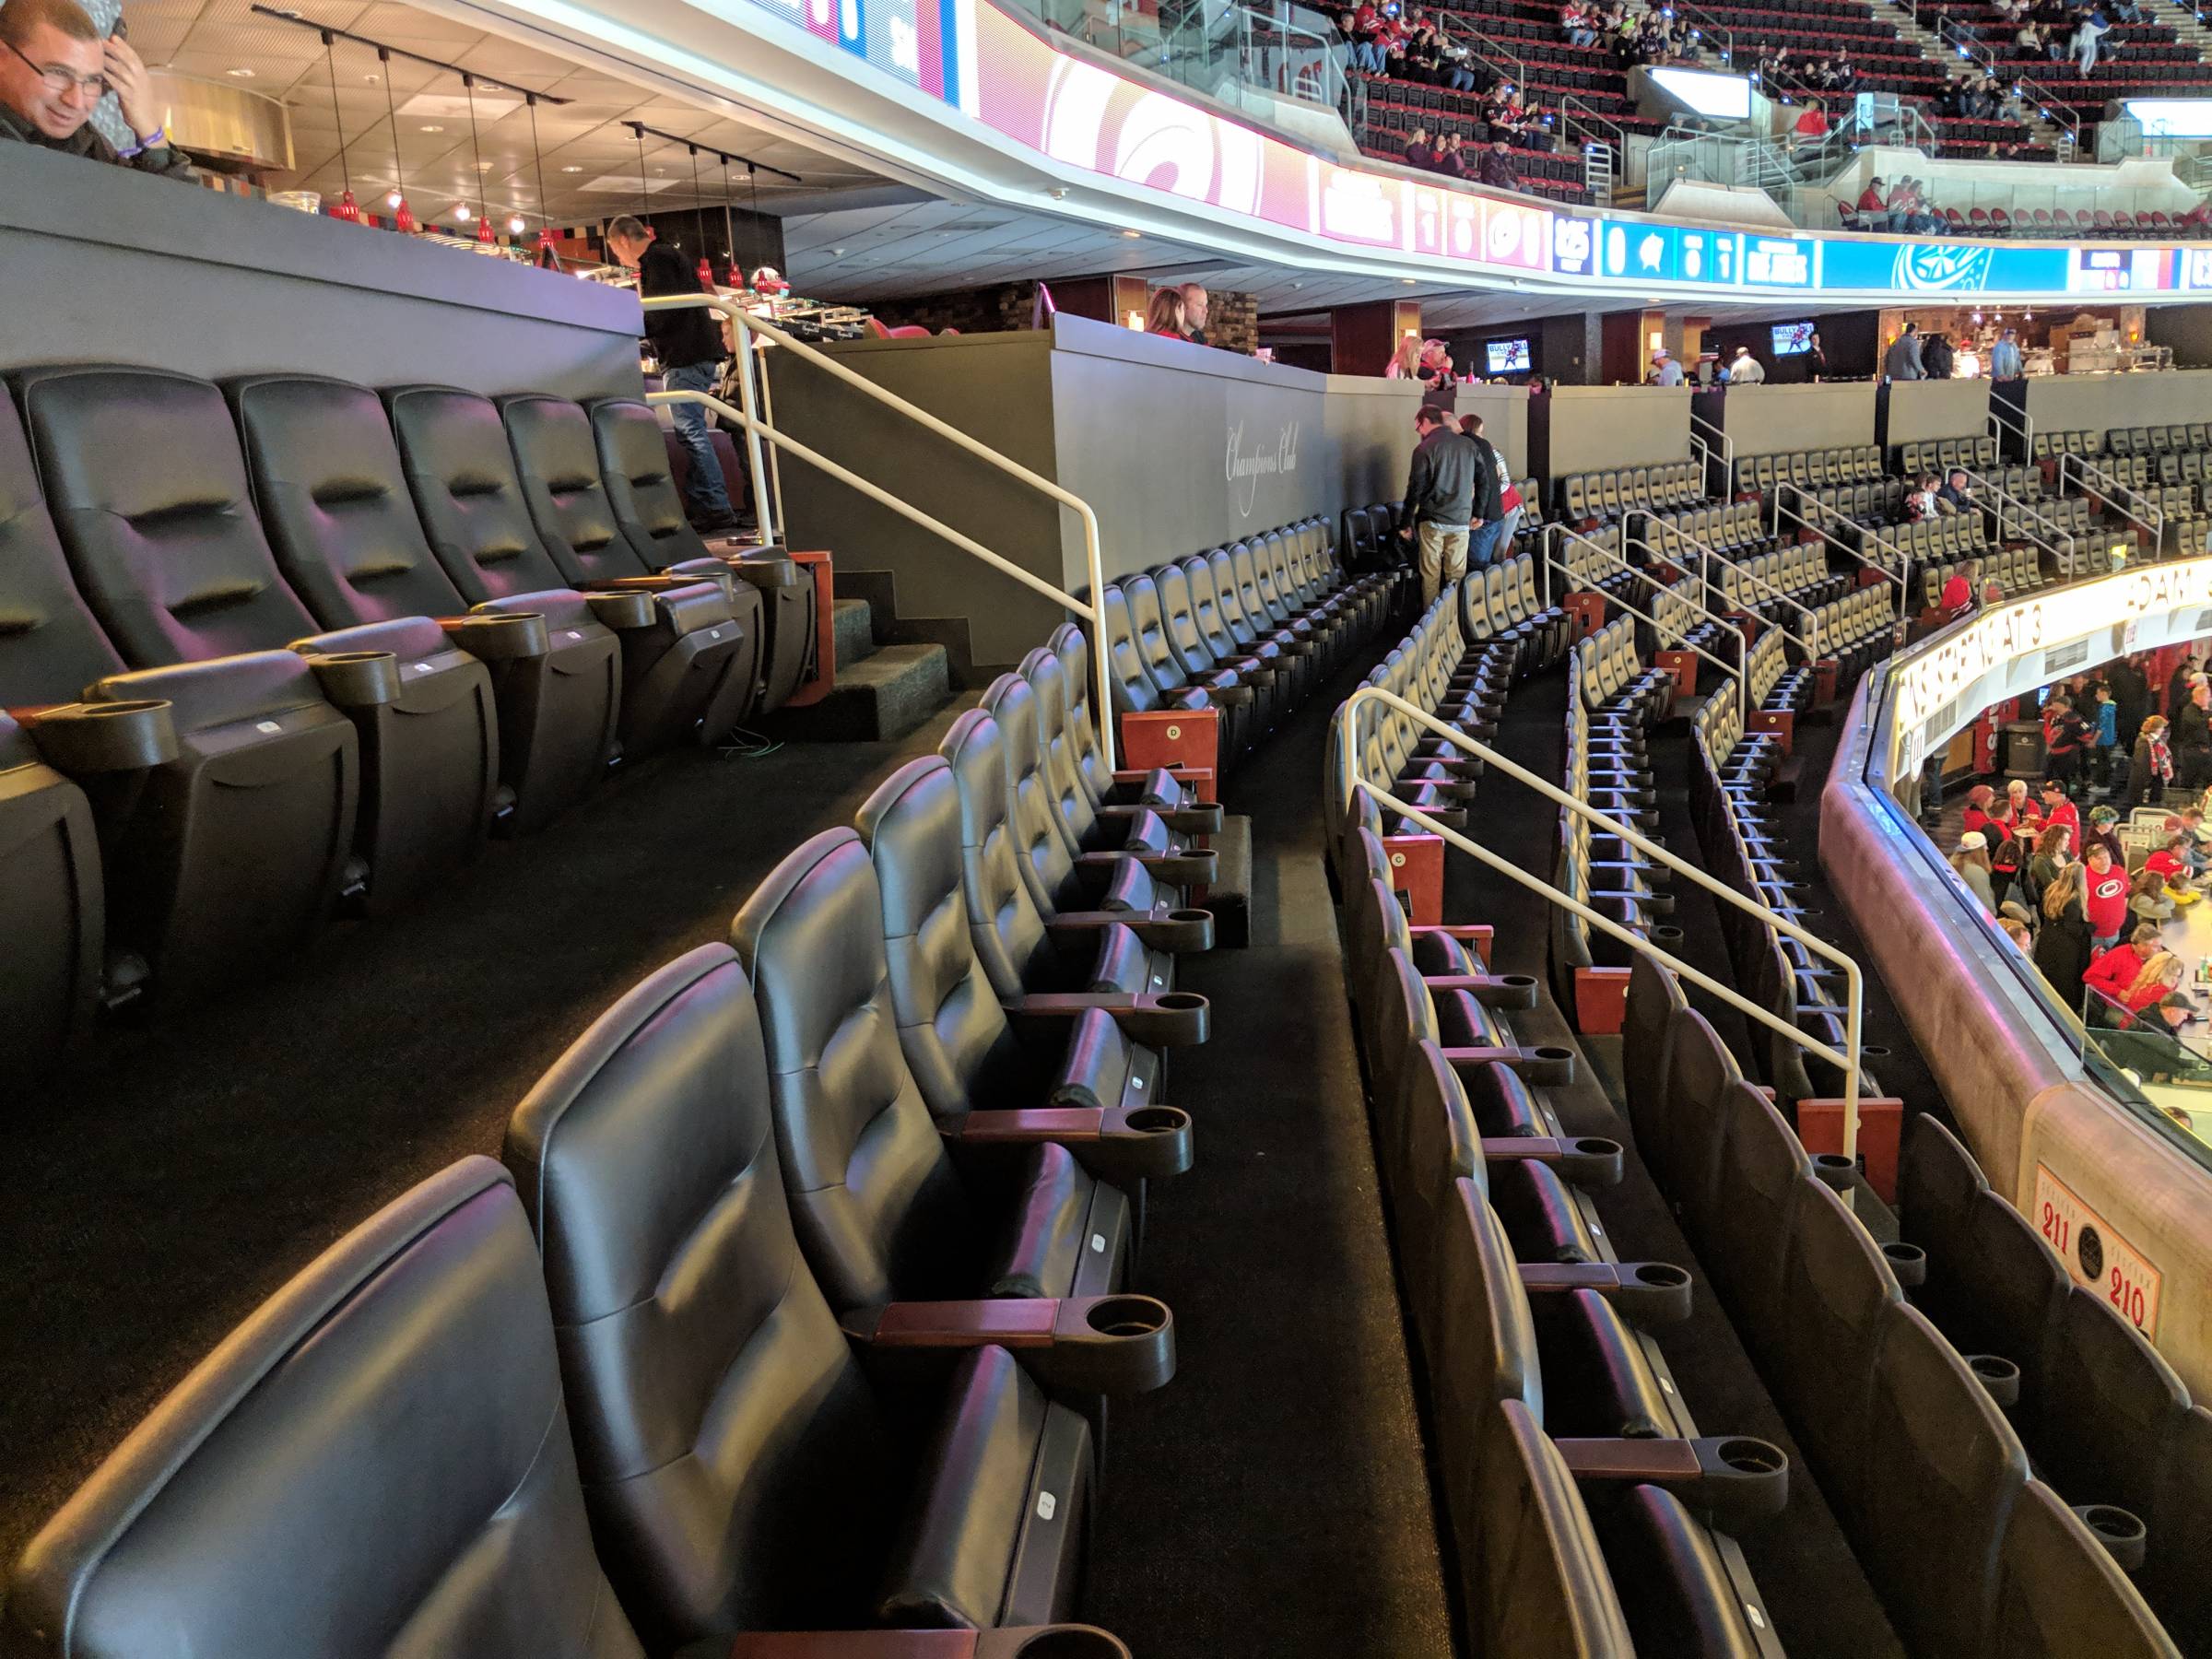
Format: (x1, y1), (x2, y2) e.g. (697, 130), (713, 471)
(1545, 525), (1748, 724)
(1959, 465), (2076, 577)
(643, 293), (1117, 770)
(2059, 451), (2167, 555)
(1773, 483), (1910, 619)
(1986, 399), (2033, 462)
(1341, 684), (1865, 1158)
(1689, 413), (1734, 495)
(1637, 516), (1820, 661)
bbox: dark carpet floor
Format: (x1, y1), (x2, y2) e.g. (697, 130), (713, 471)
(1447, 665), (1907, 1659)
(1086, 649), (1456, 1658)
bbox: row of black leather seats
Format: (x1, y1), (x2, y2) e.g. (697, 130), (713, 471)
(1099, 520), (1393, 768)
(2, 626), (1223, 1657)
(1620, 958), (2182, 1656)
(1330, 822), (1794, 1654)
(3, 366), (817, 1073)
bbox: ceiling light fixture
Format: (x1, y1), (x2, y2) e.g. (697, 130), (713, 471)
(319, 28), (359, 224)
(419, 124), (443, 132)
(1121, 229), (1142, 238)
(227, 66), (255, 77)
(560, 164), (582, 172)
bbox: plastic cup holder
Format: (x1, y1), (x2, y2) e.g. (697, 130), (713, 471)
(1535, 1046), (1576, 1062)
(1500, 974), (1537, 988)
(88, 698), (167, 716)
(1154, 992), (1206, 1011)
(1970, 1354), (2021, 1385)
(1085, 1295), (1170, 1338)
(1168, 909), (1211, 923)
(1635, 1262), (1692, 1288)
(1718, 1438), (1787, 1476)
(1577, 1136), (1623, 1157)
(1861, 1044), (1890, 1058)
(1125, 1107), (1188, 1134)
(1883, 1242), (1926, 1268)
(2080, 1504), (2147, 1544)
(1814, 1153), (1854, 1171)
(1653, 924), (1686, 943)
(1014, 1631), (1133, 1659)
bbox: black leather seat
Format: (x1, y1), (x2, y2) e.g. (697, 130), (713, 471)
(854, 756), (1188, 1136)
(503, 945), (1097, 1645)
(1044, 621), (1210, 820)
(10, 368), (374, 1006)
(1098, 580), (1245, 764)
(1020, 641), (1220, 845)
(501, 393), (759, 741)
(937, 705), (1195, 1005)
(382, 382), (632, 822)
(0, 712), (100, 1070)
(730, 827), (1133, 1310)
(587, 397), (817, 714)
(388, 383), (737, 759)
(1, 1158), (645, 1658)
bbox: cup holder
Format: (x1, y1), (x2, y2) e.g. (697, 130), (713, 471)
(1718, 1438), (1787, 1476)
(1085, 1295), (1170, 1338)
(1810, 1152), (1857, 1192)
(1168, 909), (1212, 924)
(1536, 1046), (1577, 1062)
(29, 696), (179, 772)
(2075, 1504), (2148, 1571)
(306, 648), (403, 709)
(1155, 993), (1206, 1011)
(1653, 924), (1686, 943)
(1881, 1241), (1928, 1288)
(1013, 1630), (1134, 1659)
(1968, 1353), (2023, 1408)
(1636, 1262), (1692, 1288)
(1125, 1106), (1188, 1134)
(1499, 973), (1536, 988)
(1861, 1044), (1890, 1058)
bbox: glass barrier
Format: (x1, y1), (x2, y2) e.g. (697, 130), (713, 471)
(1007, 0), (1364, 132)
(2082, 982), (2212, 1150)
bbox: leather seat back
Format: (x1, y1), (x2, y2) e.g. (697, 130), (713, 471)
(982, 672), (1085, 907)
(588, 399), (718, 569)
(501, 394), (653, 587)
(504, 945), (896, 1647)
(3, 1159), (643, 1659)
(1018, 645), (1100, 848)
(858, 756), (1081, 1117)
(1122, 574), (1190, 696)
(939, 706), (1061, 999)
(1206, 547), (1261, 647)
(1181, 555), (1241, 662)
(230, 373), (473, 629)
(385, 385), (572, 603)
(1099, 582), (1169, 718)
(18, 365), (320, 665)
(1047, 622), (1112, 807)
(0, 392), (126, 700)
(730, 827), (980, 1307)
(1153, 560), (1217, 679)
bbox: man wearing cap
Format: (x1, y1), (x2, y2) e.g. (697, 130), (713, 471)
(1855, 175), (1886, 219)
(1651, 347), (1683, 386)
(2039, 778), (2080, 850)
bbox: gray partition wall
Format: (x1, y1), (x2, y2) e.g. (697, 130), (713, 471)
(1712, 382), (1878, 457)
(0, 144), (644, 397)
(770, 315), (1459, 670)
(1885, 379), (1991, 449)
(2023, 368), (2212, 437)
(1544, 385), (1691, 474)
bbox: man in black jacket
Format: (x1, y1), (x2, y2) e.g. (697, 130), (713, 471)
(0, 0), (194, 180)
(2175, 681), (2212, 790)
(1398, 405), (1490, 606)
(606, 215), (740, 533)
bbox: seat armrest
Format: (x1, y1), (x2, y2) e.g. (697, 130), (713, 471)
(18, 698), (178, 773)
(1439, 1043), (1576, 1088)
(583, 589), (659, 630)
(1418, 971), (1539, 1010)
(440, 611), (551, 661)
(1475, 1134), (1623, 1186)
(1554, 1436), (1791, 1532)
(838, 1297), (1175, 1395)
(941, 1106), (1194, 1182)
(1091, 802), (1223, 836)
(1409, 923), (1493, 965)
(1076, 848), (1218, 888)
(1005, 990), (1209, 1047)
(1516, 1259), (1692, 1324)
(718, 1627), (1130, 1658)
(1047, 907), (1214, 952)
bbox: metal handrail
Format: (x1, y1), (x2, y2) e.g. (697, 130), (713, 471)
(1987, 398), (2034, 462)
(1559, 93), (1626, 160)
(643, 293), (1114, 769)
(1544, 527), (1747, 723)
(1934, 13), (2081, 151)
(1774, 483), (1910, 618)
(1958, 465), (2077, 576)
(1688, 413), (1734, 492)
(1668, 0), (1735, 67)
(1637, 515), (1820, 659)
(2060, 452), (2166, 554)
(1341, 684), (1864, 1158)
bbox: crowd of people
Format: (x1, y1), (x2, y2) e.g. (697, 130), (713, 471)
(1966, 0), (2134, 76)
(1949, 652), (2212, 1043)
(1400, 125), (1528, 182)
(1397, 402), (1527, 605)
(1559, 0), (1708, 67)
(1341, 2), (1489, 84)
(1753, 46), (1860, 97)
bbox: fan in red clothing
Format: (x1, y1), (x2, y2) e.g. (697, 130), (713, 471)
(2145, 832), (2193, 887)
(2096, 951), (2188, 1029)
(1960, 782), (1998, 841)
(2085, 924), (2165, 1009)
(2082, 843), (2130, 950)
(2037, 780), (2080, 852)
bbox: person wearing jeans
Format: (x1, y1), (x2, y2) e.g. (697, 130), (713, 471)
(606, 214), (741, 533)
(1460, 411), (1511, 568)
(1399, 405), (1485, 606)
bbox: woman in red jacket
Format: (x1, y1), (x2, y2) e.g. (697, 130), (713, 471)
(2081, 842), (2130, 951)
(1961, 782), (1998, 841)
(2113, 952), (2188, 1029)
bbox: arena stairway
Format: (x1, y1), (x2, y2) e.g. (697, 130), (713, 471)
(774, 592), (957, 743)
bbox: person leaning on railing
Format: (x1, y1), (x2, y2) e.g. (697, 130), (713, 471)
(0, 0), (193, 180)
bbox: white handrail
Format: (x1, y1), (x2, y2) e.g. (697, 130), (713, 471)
(642, 294), (1116, 770)
(1774, 484), (1909, 620)
(1341, 684), (1863, 1159)
(1688, 413), (1734, 493)
(1986, 400), (2033, 462)
(1959, 466), (2077, 577)
(1545, 526), (1747, 724)
(2060, 452), (2166, 556)
(1636, 515), (1818, 661)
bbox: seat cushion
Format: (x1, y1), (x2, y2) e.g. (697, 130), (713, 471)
(985, 1143), (1090, 1300)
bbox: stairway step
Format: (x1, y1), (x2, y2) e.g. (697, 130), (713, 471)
(775, 642), (951, 744)
(831, 597), (877, 667)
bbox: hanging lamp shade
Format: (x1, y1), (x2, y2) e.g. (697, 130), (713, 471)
(331, 189), (361, 223)
(697, 254), (715, 288)
(393, 197), (418, 233)
(477, 215), (497, 244)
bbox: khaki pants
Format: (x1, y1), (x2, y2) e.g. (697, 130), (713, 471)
(1418, 522), (1470, 607)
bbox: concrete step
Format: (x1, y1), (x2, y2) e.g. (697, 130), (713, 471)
(774, 642), (951, 744)
(832, 596), (877, 668)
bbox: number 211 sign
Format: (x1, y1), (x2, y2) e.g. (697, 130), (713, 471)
(2034, 1165), (2164, 1339)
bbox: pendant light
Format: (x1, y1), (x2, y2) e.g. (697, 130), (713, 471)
(463, 75), (495, 242)
(689, 144), (712, 288)
(719, 154), (738, 284)
(527, 91), (557, 260)
(322, 30), (359, 222)
(631, 122), (651, 226)
(380, 50), (417, 232)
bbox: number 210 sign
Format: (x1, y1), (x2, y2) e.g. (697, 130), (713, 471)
(2034, 1164), (2163, 1338)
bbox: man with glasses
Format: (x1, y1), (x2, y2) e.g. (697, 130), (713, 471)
(0, 0), (194, 178)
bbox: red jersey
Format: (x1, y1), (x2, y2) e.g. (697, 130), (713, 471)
(2086, 942), (2151, 1002)
(2147, 849), (2187, 883)
(2041, 799), (2079, 848)
(2083, 864), (2129, 937)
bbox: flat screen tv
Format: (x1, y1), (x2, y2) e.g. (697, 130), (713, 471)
(1771, 322), (1816, 356)
(1486, 337), (1531, 373)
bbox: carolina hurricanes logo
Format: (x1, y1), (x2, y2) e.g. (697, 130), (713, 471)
(1892, 243), (1994, 292)
(1039, 64), (1263, 215)
(2095, 875), (2126, 900)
